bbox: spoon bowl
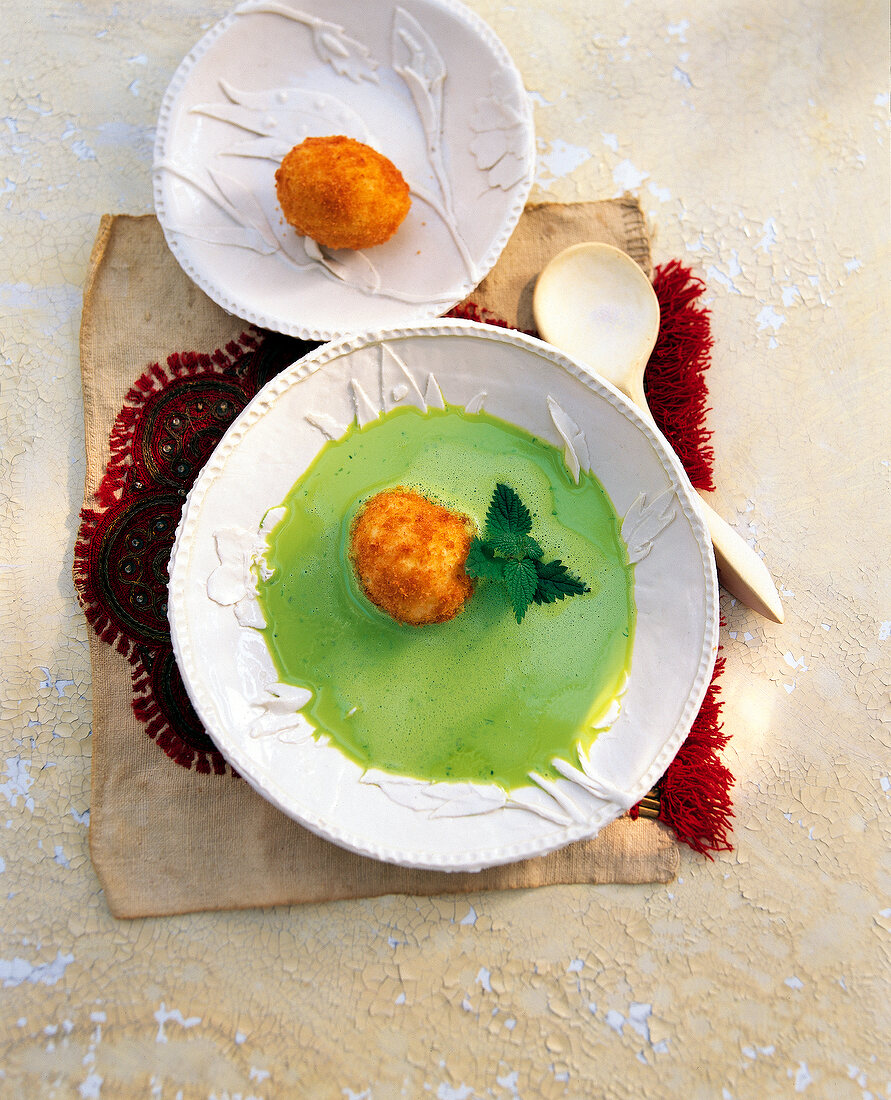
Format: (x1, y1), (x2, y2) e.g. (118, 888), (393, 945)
(533, 241), (784, 624)
(533, 242), (660, 414)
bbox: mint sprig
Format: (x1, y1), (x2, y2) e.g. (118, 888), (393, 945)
(465, 483), (590, 622)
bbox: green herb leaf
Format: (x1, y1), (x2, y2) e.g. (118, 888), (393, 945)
(466, 484), (589, 623)
(532, 558), (590, 604)
(502, 556), (538, 622)
(486, 530), (544, 560)
(486, 483), (533, 538)
(464, 538), (504, 582)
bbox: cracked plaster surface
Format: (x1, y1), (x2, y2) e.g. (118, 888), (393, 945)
(1, 0), (888, 1096)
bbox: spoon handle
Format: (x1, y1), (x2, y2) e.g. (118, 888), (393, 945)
(629, 402), (784, 621)
(607, 396), (784, 621)
(696, 495), (784, 623)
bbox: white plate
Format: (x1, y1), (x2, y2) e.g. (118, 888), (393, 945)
(153, 0), (535, 341)
(168, 321), (719, 871)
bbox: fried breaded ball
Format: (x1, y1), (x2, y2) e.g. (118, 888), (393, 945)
(349, 489), (475, 626)
(274, 135), (411, 250)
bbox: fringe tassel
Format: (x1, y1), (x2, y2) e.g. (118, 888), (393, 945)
(73, 510), (136, 660)
(648, 261), (716, 492)
(658, 656), (733, 855)
(131, 662), (231, 777)
(646, 263), (732, 852)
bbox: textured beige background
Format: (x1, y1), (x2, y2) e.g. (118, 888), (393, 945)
(1, 1), (888, 1097)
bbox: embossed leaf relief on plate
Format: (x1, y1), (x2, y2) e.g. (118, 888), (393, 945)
(204, 341), (678, 823)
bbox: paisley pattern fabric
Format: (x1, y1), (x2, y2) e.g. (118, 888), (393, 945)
(75, 332), (317, 773)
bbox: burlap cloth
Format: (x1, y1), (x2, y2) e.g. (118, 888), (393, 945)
(79, 200), (679, 918)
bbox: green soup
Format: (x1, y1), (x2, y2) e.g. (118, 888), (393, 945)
(256, 404), (635, 789)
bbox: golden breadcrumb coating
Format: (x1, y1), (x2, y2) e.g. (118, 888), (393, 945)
(349, 488), (475, 626)
(274, 135), (411, 250)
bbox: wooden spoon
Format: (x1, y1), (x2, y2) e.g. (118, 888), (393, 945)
(532, 241), (784, 623)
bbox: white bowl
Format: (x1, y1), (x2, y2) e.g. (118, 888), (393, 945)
(168, 320), (719, 870)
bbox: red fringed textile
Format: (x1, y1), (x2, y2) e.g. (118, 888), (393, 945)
(75, 261), (733, 854)
(74, 339), (258, 661)
(74, 330), (313, 775)
(658, 656), (733, 856)
(648, 264), (732, 851)
(647, 260), (716, 492)
(642, 263), (731, 853)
